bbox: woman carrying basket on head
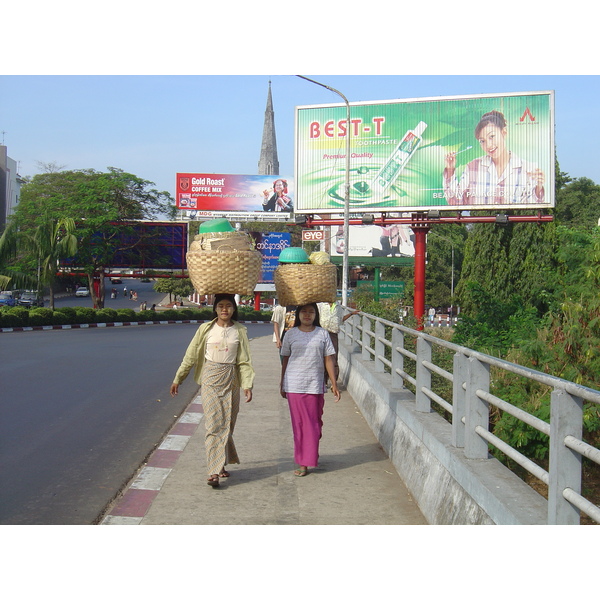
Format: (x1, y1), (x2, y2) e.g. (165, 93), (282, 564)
(170, 294), (254, 487)
(280, 303), (340, 477)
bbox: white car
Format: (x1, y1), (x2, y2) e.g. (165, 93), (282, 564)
(75, 287), (90, 297)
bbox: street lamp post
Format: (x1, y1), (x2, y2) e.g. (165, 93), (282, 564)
(296, 76), (351, 306)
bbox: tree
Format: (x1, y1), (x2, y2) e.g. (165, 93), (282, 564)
(554, 177), (600, 229)
(14, 167), (175, 308)
(24, 217), (78, 310)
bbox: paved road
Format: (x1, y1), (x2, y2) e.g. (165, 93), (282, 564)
(0, 322), (271, 524)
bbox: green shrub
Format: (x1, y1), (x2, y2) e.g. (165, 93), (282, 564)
(137, 310), (159, 321)
(28, 308), (54, 326)
(52, 311), (69, 325)
(116, 308), (136, 322)
(55, 306), (77, 324)
(96, 308), (118, 323)
(75, 307), (97, 324)
(1, 307), (30, 327)
(158, 309), (179, 320)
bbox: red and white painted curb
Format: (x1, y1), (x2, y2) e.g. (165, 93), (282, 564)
(100, 395), (204, 525)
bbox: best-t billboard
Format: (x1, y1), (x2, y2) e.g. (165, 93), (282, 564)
(177, 173), (294, 213)
(295, 91), (554, 213)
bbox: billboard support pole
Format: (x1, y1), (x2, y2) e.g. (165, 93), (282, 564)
(296, 76), (351, 305)
(411, 217), (430, 331)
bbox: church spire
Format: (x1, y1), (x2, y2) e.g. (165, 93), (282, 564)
(258, 81), (279, 176)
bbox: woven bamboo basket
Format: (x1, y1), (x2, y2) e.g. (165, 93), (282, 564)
(186, 248), (262, 295)
(190, 231), (254, 252)
(274, 263), (337, 306)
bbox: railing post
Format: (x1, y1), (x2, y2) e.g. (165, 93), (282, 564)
(548, 389), (583, 525)
(415, 336), (432, 412)
(362, 315), (372, 362)
(374, 320), (385, 373)
(464, 356), (490, 459)
(452, 352), (467, 448)
(391, 326), (404, 389)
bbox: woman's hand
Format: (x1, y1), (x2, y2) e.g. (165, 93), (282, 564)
(279, 383), (287, 399)
(170, 383), (179, 397)
(244, 389), (253, 403)
(444, 152), (456, 177)
(331, 385), (341, 403)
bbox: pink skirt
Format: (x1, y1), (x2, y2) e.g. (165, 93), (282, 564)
(286, 393), (325, 467)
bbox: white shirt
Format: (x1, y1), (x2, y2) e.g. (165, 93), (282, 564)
(281, 327), (335, 394)
(205, 323), (239, 364)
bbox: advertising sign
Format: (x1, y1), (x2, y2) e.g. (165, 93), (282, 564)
(330, 223), (415, 258)
(295, 91), (554, 213)
(177, 173), (294, 213)
(249, 231), (291, 283)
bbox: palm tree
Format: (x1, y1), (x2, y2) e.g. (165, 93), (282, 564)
(27, 217), (78, 310)
(0, 222), (35, 291)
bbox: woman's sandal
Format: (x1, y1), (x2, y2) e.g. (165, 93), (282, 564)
(207, 475), (220, 487)
(294, 467), (308, 477)
(219, 469), (230, 478)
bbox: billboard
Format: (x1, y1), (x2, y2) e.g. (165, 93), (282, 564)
(249, 231), (291, 283)
(295, 91), (554, 213)
(330, 223), (415, 258)
(176, 173), (294, 213)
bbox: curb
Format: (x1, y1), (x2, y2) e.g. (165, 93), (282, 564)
(0, 320), (272, 334)
(99, 394), (204, 524)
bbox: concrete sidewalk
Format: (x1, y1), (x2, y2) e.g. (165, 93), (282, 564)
(101, 331), (427, 525)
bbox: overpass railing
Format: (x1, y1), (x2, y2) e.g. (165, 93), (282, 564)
(341, 311), (600, 525)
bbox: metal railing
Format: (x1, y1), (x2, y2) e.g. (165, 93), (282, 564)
(340, 311), (600, 525)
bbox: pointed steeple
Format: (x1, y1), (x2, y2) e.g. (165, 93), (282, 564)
(258, 81), (279, 176)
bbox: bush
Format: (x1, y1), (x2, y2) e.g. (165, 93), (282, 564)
(54, 306), (77, 324)
(52, 311), (69, 325)
(28, 308), (54, 326)
(75, 307), (97, 324)
(158, 309), (180, 320)
(115, 308), (136, 322)
(1, 307), (30, 327)
(96, 308), (118, 323)
(137, 310), (159, 321)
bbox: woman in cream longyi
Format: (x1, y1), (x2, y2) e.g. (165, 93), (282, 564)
(170, 294), (254, 487)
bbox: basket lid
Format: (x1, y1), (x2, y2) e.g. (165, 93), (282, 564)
(279, 247), (310, 263)
(199, 218), (235, 233)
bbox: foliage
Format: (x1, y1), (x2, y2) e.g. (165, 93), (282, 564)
(452, 282), (540, 353)
(12, 168), (174, 308)
(554, 177), (600, 229)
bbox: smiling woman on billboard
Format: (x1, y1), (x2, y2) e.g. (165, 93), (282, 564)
(443, 110), (546, 205)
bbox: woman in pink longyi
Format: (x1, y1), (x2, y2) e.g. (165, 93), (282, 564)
(279, 303), (341, 477)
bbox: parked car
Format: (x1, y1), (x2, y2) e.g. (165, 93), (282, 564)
(18, 291), (44, 308)
(0, 291), (16, 307)
(75, 287), (90, 297)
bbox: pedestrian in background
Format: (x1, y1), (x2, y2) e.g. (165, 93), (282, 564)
(280, 303), (340, 477)
(318, 301), (359, 384)
(170, 294), (254, 487)
(271, 304), (298, 357)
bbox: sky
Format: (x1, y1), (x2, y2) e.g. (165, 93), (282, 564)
(2, 2), (599, 210)
(2, 74), (599, 202)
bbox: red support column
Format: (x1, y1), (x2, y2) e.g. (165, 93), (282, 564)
(254, 292), (261, 311)
(411, 224), (430, 331)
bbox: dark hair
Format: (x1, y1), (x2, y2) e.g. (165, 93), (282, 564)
(212, 294), (239, 321)
(475, 110), (507, 138)
(293, 303), (321, 328)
